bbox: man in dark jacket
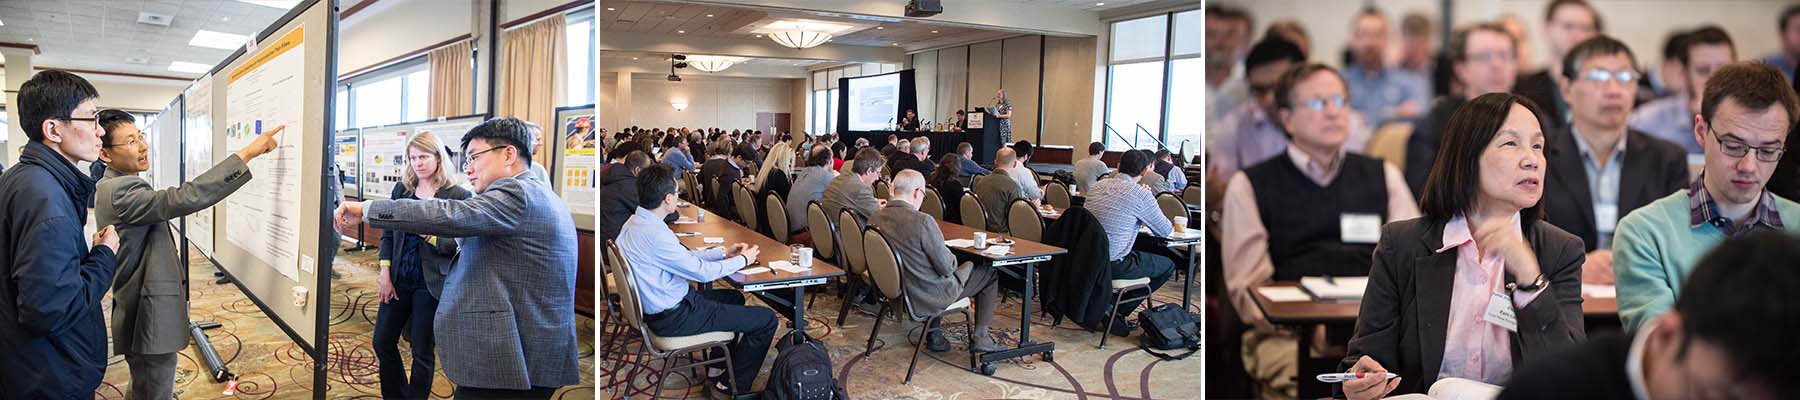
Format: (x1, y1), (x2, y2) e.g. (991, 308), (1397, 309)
(601, 151), (673, 241)
(0, 70), (123, 398)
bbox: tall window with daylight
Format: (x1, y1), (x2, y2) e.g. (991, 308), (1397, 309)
(566, 7), (596, 106)
(339, 58), (431, 128)
(1104, 14), (1168, 151)
(1166, 9), (1201, 157)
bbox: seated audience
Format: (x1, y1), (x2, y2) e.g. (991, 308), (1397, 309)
(972, 148), (1037, 232)
(868, 170), (1003, 352)
(1083, 150), (1178, 336)
(822, 148), (885, 223)
(786, 145), (837, 235)
(955, 142), (990, 177)
(1073, 142), (1110, 193)
(1405, 22), (1522, 195)
(1630, 26), (1736, 155)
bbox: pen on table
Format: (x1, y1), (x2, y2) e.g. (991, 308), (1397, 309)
(1316, 372), (1397, 383)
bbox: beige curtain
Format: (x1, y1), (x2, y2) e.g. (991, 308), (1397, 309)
(498, 14), (566, 166)
(428, 39), (474, 118)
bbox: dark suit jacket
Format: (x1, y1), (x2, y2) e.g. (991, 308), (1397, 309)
(1496, 333), (1636, 400)
(1342, 217), (1587, 396)
(1542, 127), (1690, 252)
(1404, 96), (1466, 196)
(1515, 71), (1569, 133)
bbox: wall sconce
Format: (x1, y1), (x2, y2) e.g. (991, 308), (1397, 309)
(671, 101), (688, 111)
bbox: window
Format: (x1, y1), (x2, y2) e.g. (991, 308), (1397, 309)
(1100, 9), (1201, 154)
(565, 7), (595, 106)
(337, 58), (430, 128)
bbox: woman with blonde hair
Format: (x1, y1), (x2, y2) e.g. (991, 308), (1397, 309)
(373, 131), (472, 399)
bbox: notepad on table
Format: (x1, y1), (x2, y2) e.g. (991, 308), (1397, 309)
(1582, 284), (1616, 299)
(1299, 276), (1368, 300)
(702, 237), (725, 244)
(738, 267), (770, 275)
(981, 245), (1011, 256)
(674, 218), (698, 224)
(1256, 286), (1312, 302)
(945, 239), (976, 248)
(770, 260), (810, 273)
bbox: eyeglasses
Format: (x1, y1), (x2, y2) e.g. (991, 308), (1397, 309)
(1708, 126), (1785, 162)
(58, 116), (99, 126)
(465, 145), (511, 164)
(1466, 50), (1516, 64)
(106, 134), (144, 148)
(1577, 69), (1638, 84)
(1300, 96), (1348, 111)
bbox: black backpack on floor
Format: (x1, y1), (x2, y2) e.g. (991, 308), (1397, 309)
(762, 333), (846, 400)
(1137, 303), (1202, 360)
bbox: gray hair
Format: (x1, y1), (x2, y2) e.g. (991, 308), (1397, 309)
(910, 136), (930, 153)
(891, 169), (925, 197)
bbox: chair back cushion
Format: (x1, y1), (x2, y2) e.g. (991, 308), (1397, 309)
(959, 192), (986, 231)
(1007, 198), (1044, 242)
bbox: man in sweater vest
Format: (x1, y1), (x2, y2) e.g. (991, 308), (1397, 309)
(1613, 62), (1800, 332)
(1220, 63), (1421, 400)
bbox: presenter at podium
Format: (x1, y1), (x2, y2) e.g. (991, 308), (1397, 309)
(335, 118), (580, 398)
(900, 109), (922, 131)
(992, 89), (1015, 143)
(94, 111), (281, 400)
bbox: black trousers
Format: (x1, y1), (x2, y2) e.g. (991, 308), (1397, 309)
(373, 286), (438, 399)
(1110, 250), (1175, 318)
(644, 289), (778, 393)
(452, 386), (558, 399)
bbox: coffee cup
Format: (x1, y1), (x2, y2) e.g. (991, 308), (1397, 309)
(974, 232), (988, 249)
(1173, 216), (1189, 233)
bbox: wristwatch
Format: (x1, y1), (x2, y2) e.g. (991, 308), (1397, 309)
(1508, 274), (1548, 292)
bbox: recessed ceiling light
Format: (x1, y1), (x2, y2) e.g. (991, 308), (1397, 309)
(677, 30), (685, 33)
(706, 14), (714, 17)
(1096, 2), (1105, 5)
(930, 30), (939, 34)
(0, 17), (6, 26)
(606, 7), (615, 11)
(875, 26), (883, 30)
(755, 34), (763, 38)
(220, 16), (230, 21)
(632, 57), (639, 60)
(189, 29), (249, 50)
(168, 61), (213, 74)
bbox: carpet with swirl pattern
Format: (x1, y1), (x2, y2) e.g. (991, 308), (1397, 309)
(95, 245), (596, 399)
(600, 271), (1203, 399)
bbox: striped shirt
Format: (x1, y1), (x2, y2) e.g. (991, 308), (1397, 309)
(1084, 174), (1173, 261)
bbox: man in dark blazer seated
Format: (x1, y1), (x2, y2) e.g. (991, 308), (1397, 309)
(336, 118), (580, 398)
(1513, 0), (1604, 136)
(1498, 231), (1800, 400)
(1404, 23), (1521, 194)
(1540, 36), (1689, 286)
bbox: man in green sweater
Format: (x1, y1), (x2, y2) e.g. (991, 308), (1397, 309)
(1613, 61), (1800, 331)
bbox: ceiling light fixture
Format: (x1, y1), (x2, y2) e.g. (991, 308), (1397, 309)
(189, 29), (250, 50)
(875, 26), (883, 30)
(706, 14), (714, 17)
(768, 28), (832, 50)
(677, 30), (686, 33)
(1096, 2), (1105, 5)
(606, 7), (615, 11)
(686, 55), (748, 73)
(168, 61), (213, 74)
(232, 0), (300, 9)
(930, 30), (939, 34)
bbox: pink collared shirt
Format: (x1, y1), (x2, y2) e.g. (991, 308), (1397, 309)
(1435, 214), (1544, 384)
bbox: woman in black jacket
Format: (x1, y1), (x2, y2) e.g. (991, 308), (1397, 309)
(1340, 93), (1585, 400)
(373, 132), (472, 399)
(928, 154), (965, 224)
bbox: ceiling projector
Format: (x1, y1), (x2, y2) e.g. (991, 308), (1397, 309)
(905, 0), (942, 17)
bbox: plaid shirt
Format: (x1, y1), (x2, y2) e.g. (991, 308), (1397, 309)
(1687, 175), (1785, 237)
(1085, 174), (1173, 261)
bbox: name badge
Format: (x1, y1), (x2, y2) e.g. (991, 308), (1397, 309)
(1594, 204), (1619, 233)
(1341, 213), (1383, 244)
(1484, 292), (1519, 332)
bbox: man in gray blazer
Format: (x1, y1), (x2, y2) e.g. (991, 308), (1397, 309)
(93, 110), (279, 399)
(821, 147), (885, 223)
(335, 118), (580, 398)
(784, 145), (836, 234)
(869, 170), (1003, 353)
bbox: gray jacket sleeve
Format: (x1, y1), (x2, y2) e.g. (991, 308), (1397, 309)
(364, 177), (530, 238)
(105, 155), (252, 225)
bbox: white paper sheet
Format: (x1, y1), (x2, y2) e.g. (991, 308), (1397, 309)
(1257, 286), (1313, 302)
(945, 239), (976, 248)
(1582, 284), (1617, 299)
(702, 237), (724, 244)
(738, 267), (771, 275)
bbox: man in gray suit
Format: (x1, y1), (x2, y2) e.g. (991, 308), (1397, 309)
(784, 144), (836, 235)
(335, 118), (579, 399)
(93, 110), (279, 399)
(821, 147), (886, 223)
(972, 148), (1037, 233)
(869, 170), (1003, 353)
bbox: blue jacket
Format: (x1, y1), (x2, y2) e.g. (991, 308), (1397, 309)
(378, 181), (472, 298)
(0, 142), (118, 398)
(958, 155), (990, 177)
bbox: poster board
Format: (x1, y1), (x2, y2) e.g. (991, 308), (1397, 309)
(149, 98), (184, 190)
(207, 0), (335, 349)
(335, 129), (360, 195)
(359, 126), (408, 199)
(404, 115), (484, 185)
(183, 74), (216, 256)
(552, 105), (596, 230)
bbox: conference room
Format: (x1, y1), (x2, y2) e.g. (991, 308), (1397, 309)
(597, 0), (1203, 398)
(1205, 0), (1800, 399)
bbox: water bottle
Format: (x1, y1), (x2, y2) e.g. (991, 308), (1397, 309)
(698, 208), (706, 223)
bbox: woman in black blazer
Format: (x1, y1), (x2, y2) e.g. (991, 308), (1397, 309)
(1340, 93), (1586, 399)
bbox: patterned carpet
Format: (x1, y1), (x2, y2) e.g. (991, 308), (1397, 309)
(95, 244), (596, 399)
(599, 272), (1204, 399)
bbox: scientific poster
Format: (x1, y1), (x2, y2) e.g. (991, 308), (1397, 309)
(360, 128), (409, 199)
(184, 74), (215, 255)
(222, 24), (306, 281)
(335, 131), (359, 195)
(408, 118), (481, 184)
(560, 112), (597, 213)
(151, 103), (183, 190)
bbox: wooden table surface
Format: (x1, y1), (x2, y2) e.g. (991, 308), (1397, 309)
(670, 203), (844, 286)
(935, 220), (1068, 262)
(1251, 281), (1621, 325)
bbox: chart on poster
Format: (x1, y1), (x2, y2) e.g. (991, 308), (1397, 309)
(184, 74), (216, 255)
(558, 108), (597, 221)
(223, 25), (307, 281)
(360, 128), (409, 199)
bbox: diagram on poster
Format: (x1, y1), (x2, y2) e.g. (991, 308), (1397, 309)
(223, 25), (306, 281)
(185, 74), (216, 255)
(560, 112), (597, 214)
(335, 131), (359, 194)
(360, 129), (409, 199)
